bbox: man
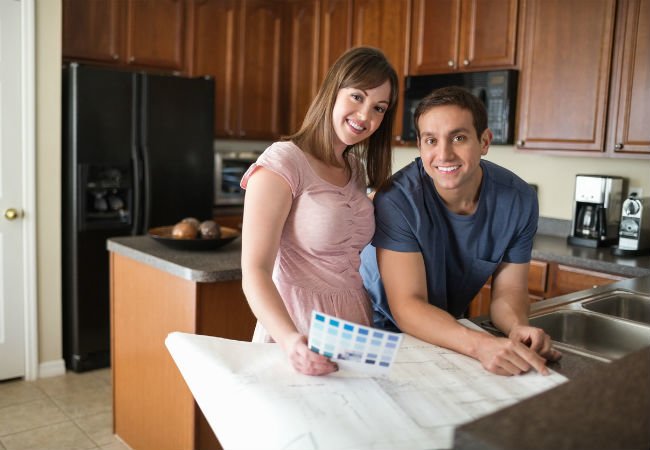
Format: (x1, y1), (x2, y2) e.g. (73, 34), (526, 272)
(360, 86), (561, 376)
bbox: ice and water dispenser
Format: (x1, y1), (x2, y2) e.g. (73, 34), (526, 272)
(78, 164), (132, 230)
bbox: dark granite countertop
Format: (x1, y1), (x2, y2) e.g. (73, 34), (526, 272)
(455, 275), (650, 449)
(106, 232), (650, 284)
(107, 235), (242, 283)
(533, 234), (650, 278)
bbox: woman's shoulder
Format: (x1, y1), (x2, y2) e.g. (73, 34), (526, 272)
(261, 140), (302, 159)
(246, 141), (309, 194)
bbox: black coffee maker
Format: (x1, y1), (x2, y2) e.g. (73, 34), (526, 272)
(568, 175), (625, 248)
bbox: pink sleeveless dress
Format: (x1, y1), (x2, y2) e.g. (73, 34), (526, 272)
(240, 141), (375, 342)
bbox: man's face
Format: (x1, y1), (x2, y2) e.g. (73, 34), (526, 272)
(417, 105), (491, 200)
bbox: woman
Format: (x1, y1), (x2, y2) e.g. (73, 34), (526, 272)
(240, 47), (398, 375)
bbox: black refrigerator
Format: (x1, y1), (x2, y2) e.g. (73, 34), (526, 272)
(62, 63), (215, 372)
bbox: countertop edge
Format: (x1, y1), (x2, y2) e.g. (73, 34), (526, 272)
(531, 249), (650, 278)
(106, 233), (650, 283)
(107, 239), (243, 283)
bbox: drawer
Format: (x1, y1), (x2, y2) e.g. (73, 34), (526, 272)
(552, 264), (626, 297)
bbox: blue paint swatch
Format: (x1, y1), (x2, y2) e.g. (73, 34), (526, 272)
(307, 310), (403, 374)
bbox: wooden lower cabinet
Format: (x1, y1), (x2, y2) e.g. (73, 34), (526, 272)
(467, 259), (627, 318)
(547, 264), (627, 298)
(110, 253), (256, 450)
(214, 213), (243, 230)
(468, 284), (492, 318)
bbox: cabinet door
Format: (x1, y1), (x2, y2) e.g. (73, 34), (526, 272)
(62, 0), (125, 63)
(607, 0), (650, 156)
(409, 0), (462, 74)
(191, 0), (240, 138)
(287, 0), (321, 135)
(516, 0), (616, 152)
(237, 0), (287, 138)
(352, 0), (409, 142)
(549, 265), (626, 298)
(125, 0), (186, 71)
(459, 0), (518, 70)
(319, 0), (353, 82)
(468, 284), (492, 318)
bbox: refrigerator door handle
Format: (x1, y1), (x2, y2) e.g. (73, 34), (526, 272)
(131, 151), (142, 235)
(141, 143), (151, 233)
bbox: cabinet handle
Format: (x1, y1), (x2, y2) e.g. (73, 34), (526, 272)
(112, 53), (119, 60)
(517, 140), (525, 147)
(129, 56), (135, 63)
(447, 60), (454, 67)
(615, 143), (624, 150)
(463, 59), (470, 66)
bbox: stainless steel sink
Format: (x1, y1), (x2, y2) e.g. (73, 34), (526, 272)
(528, 309), (650, 361)
(581, 291), (650, 325)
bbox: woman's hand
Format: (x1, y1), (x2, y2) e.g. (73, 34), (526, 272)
(281, 332), (338, 376)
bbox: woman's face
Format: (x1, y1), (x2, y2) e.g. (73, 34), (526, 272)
(331, 80), (391, 154)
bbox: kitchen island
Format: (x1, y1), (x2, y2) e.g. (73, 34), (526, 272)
(108, 235), (255, 450)
(108, 233), (650, 450)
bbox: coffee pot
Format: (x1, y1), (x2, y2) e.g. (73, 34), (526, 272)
(568, 175), (624, 248)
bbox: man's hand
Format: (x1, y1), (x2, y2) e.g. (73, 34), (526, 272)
(475, 333), (553, 376)
(281, 333), (338, 376)
(509, 324), (562, 362)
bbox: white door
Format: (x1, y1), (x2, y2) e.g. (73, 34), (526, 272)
(0, 0), (31, 380)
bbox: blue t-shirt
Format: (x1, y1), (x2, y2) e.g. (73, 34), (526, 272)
(360, 158), (538, 330)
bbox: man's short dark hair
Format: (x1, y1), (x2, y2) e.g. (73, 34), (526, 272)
(413, 86), (488, 140)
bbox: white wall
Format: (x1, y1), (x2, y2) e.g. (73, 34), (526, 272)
(36, 0), (62, 367)
(393, 145), (650, 220)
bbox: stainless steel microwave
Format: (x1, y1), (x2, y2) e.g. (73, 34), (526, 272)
(214, 149), (262, 206)
(402, 69), (518, 144)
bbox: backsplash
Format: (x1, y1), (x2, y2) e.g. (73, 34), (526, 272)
(393, 145), (650, 221)
(537, 217), (571, 237)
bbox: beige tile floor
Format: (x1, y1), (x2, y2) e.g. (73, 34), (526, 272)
(0, 368), (131, 450)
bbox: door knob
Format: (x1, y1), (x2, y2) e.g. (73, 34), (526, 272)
(4, 208), (21, 220)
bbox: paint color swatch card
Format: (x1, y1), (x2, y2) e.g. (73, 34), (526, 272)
(307, 311), (403, 375)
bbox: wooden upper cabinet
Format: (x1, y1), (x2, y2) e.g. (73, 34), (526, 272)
(606, 0), (650, 156)
(62, 0), (124, 63)
(236, 0), (287, 139)
(409, 0), (518, 74)
(352, 0), (409, 142)
(125, 0), (187, 71)
(286, 0), (321, 135)
(191, 0), (287, 140)
(190, 0), (239, 137)
(516, 0), (617, 153)
(63, 0), (190, 73)
(410, 0), (462, 74)
(319, 0), (354, 81)
(459, 0), (518, 70)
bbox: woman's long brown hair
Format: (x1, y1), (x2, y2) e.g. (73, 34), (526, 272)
(285, 46), (398, 191)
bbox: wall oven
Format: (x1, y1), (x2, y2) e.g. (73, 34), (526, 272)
(214, 148), (262, 206)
